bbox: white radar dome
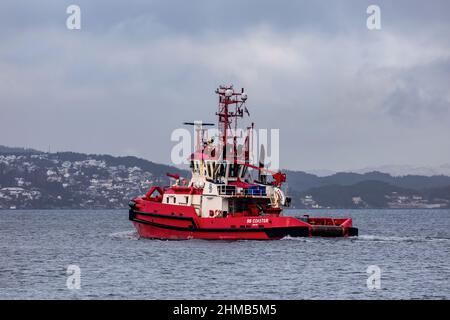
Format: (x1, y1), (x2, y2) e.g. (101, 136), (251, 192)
(225, 89), (233, 97)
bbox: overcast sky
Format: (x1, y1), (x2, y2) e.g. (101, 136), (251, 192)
(1, 0), (449, 171)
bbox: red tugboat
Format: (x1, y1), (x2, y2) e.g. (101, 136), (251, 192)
(129, 85), (358, 240)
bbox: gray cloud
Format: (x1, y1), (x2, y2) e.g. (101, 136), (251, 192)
(0, 0), (449, 171)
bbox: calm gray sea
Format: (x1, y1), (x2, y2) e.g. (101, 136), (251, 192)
(0, 209), (449, 299)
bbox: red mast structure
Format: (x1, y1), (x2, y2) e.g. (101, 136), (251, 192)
(215, 85), (248, 162)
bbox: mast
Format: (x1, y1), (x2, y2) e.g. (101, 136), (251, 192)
(215, 85), (248, 163)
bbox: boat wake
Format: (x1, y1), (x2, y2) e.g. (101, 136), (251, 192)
(355, 235), (450, 243)
(278, 234), (450, 243)
(109, 230), (139, 240)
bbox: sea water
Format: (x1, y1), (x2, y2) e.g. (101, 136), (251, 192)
(0, 209), (449, 299)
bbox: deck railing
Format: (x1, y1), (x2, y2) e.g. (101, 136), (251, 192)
(217, 185), (267, 196)
(218, 185), (237, 195)
(243, 188), (267, 196)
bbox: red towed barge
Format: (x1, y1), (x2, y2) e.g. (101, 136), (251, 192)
(129, 85), (358, 240)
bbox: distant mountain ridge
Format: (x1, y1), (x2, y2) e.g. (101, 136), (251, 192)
(285, 170), (450, 192)
(305, 164), (450, 177)
(355, 164), (450, 177)
(0, 145), (42, 154)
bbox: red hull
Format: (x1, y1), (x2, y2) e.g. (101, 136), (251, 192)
(132, 221), (307, 240)
(129, 200), (357, 240)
